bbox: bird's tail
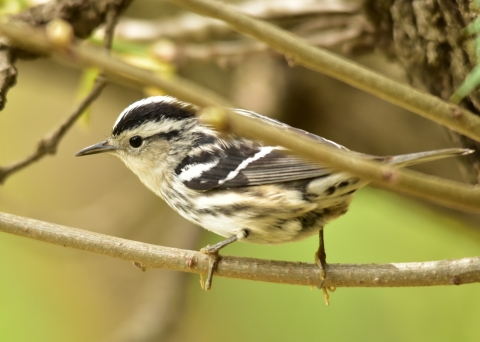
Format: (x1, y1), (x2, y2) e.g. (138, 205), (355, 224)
(380, 148), (473, 167)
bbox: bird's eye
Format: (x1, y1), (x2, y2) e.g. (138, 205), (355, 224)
(129, 135), (143, 148)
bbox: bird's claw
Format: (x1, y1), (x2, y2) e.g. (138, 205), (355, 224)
(200, 246), (220, 291)
(315, 248), (332, 305)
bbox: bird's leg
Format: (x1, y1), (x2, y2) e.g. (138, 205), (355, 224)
(314, 229), (332, 305)
(200, 230), (248, 291)
(315, 229), (327, 287)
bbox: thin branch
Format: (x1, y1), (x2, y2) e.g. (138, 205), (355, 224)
(0, 20), (479, 212)
(114, 0), (360, 42)
(0, 0), (132, 111)
(102, 2), (121, 50)
(0, 79), (106, 183)
(165, 0), (480, 143)
(0, 4), (123, 184)
(154, 26), (365, 64)
(0, 211), (478, 288)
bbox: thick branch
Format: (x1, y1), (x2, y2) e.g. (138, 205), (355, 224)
(0, 211), (478, 288)
(165, 0), (480, 143)
(0, 20), (479, 212)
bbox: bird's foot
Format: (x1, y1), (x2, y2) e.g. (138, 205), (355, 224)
(200, 244), (221, 291)
(315, 229), (335, 305)
(314, 250), (332, 305)
(199, 233), (241, 291)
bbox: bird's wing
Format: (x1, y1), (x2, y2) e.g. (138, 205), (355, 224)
(232, 109), (349, 150)
(175, 109), (352, 191)
(221, 147), (333, 188)
(176, 143), (334, 191)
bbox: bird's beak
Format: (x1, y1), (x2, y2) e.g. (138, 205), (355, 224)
(75, 140), (118, 157)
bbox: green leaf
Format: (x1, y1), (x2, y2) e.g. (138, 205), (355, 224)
(75, 68), (100, 127)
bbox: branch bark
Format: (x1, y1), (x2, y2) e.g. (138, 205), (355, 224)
(0, 36), (17, 110)
(364, 0), (480, 183)
(0, 211), (478, 288)
(13, 0), (132, 39)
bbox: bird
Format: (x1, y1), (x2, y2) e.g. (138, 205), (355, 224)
(75, 95), (472, 294)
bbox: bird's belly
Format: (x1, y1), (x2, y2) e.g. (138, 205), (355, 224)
(197, 213), (315, 244)
(162, 181), (354, 245)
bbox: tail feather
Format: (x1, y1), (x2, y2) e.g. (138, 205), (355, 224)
(382, 148), (473, 167)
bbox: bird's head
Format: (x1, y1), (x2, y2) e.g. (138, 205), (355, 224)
(75, 96), (206, 179)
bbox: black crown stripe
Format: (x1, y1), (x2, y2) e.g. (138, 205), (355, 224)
(112, 101), (195, 136)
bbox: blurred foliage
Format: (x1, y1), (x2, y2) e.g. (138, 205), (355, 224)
(451, 0), (480, 103)
(0, 0), (28, 15)
(75, 67), (100, 126)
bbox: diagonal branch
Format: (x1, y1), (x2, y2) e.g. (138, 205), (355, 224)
(0, 3), (122, 184)
(0, 20), (479, 212)
(0, 211), (478, 288)
(0, 0), (132, 111)
(115, 0), (362, 43)
(164, 0), (480, 143)
(0, 79), (106, 183)
(152, 26), (366, 64)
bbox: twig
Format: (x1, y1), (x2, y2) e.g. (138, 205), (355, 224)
(0, 0), (132, 111)
(102, 2), (121, 50)
(0, 211), (478, 288)
(165, 0), (480, 143)
(0, 3), (121, 183)
(0, 20), (479, 212)
(0, 80), (106, 183)
(114, 0), (360, 42)
(154, 26), (365, 64)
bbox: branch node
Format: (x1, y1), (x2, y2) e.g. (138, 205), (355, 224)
(450, 106), (463, 120)
(381, 167), (398, 182)
(38, 138), (57, 155)
(133, 261), (147, 272)
(284, 53), (296, 67)
(450, 275), (461, 285)
(186, 254), (197, 268)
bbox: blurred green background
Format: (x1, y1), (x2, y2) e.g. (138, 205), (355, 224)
(1, 1), (480, 341)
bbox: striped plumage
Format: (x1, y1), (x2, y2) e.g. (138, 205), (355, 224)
(76, 96), (472, 291)
(105, 97), (364, 244)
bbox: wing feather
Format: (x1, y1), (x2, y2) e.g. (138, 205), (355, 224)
(178, 144), (332, 190)
(177, 109), (347, 191)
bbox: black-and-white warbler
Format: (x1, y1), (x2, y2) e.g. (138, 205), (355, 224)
(76, 96), (472, 292)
